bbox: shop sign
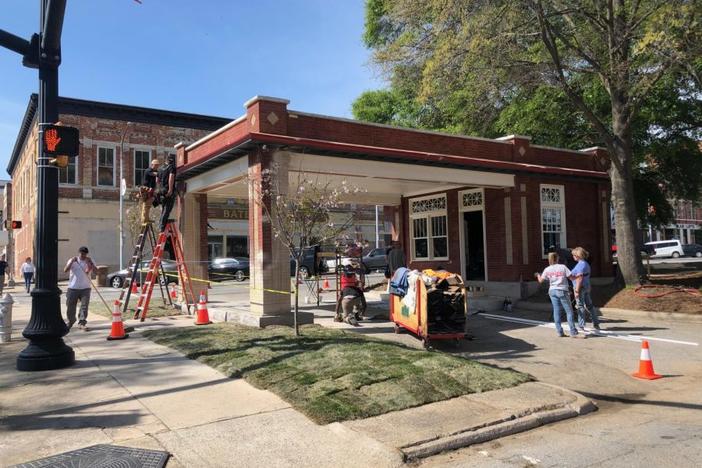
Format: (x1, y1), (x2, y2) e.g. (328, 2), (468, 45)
(208, 207), (248, 220)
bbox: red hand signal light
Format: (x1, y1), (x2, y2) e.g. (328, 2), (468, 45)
(44, 128), (62, 152)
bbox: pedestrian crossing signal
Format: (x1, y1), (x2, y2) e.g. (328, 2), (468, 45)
(10, 220), (22, 230)
(43, 125), (79, 156)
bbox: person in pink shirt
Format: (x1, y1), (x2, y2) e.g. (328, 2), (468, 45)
(535, 252), (583, 338)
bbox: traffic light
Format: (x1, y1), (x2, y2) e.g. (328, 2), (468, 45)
(42, 125), (79, 156)
(9, 220), (22, 230)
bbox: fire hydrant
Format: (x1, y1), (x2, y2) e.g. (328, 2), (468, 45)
(0, 293), (14, 343)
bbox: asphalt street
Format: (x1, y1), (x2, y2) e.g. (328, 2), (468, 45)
(420, 309), (702, 467)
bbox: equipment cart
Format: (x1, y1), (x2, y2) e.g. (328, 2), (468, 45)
(390, 274), (468, 349)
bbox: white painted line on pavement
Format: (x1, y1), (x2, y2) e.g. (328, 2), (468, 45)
(480, 313), (699, 347)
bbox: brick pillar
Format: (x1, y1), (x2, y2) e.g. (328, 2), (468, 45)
(181, 192), (208, 299)
(247, 149), (313, 326)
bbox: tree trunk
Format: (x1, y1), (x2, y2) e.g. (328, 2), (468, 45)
(610, 96), (645, 286)
(293, 258), (300, 336)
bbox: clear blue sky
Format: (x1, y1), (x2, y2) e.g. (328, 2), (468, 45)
(0, 0), (383, 178)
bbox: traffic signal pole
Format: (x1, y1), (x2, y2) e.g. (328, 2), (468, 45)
(7, 0), (74, 371)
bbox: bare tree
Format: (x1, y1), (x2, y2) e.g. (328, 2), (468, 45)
(251, 163), (361, 336)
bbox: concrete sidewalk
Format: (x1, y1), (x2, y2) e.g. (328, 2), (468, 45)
(1, 292), (594, 467)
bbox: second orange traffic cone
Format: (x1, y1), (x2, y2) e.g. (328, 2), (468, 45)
(131, 281), (138, 293)
(195, 297), (212, 325)
(170, 283), (178, 300)
(632, 340), (662, 380)
(322, 278), (330, 289)
(107, 300), (129, 341)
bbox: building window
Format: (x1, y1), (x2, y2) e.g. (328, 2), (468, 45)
(540, 184), (567, 256)
(97, 147), (115, 186)
(409, 194), (448, 261)
(58, 157), (77, 184)
(134, 149), (151, 186)
(208, 235), (224, 260)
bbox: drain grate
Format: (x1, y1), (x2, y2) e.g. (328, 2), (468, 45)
(11, 444), (170, 468)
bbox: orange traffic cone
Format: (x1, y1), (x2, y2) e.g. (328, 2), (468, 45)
(131, 281), (138, 293)
(170, 283), (178, 300)
(632, 340), (662, 380)
(199, 290), (207, 303)
(195, 297), (212, 325)
(322, 278), (330, 290)
(107, 300), (129, 341)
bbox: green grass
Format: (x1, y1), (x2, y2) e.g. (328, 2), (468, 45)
(142, 324), (531, 424)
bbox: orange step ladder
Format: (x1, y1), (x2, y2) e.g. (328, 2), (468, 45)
(134, 221), (196, 321)
(118, 222), (171, 315)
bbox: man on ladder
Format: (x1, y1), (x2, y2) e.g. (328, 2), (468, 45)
(155, 153), (176, 233)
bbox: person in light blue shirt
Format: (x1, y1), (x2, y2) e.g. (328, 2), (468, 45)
(570, 247), (601, 331)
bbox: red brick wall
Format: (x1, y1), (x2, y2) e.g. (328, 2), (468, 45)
(57, 113), (212, 196)
(287, 114), (597, 172)
(401, 177), (609, 281)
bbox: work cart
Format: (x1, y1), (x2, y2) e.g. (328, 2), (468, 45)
(390, 273), (468, 349)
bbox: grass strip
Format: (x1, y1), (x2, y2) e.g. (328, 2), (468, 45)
(143, 323), (531, 424)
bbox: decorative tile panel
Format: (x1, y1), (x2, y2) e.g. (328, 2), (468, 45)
(410, 195), (446, 214)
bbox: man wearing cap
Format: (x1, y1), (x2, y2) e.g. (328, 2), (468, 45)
(64, 246), (96, 331)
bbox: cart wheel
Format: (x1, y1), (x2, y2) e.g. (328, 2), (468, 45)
(393, 324), (401, 334)
(422, 338), (432, 350)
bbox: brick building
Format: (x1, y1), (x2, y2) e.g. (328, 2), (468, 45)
(7, 94), (229, 277)
(176, 95), (612, 326)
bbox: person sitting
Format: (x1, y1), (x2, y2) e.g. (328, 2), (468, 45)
(335, 265), (366, 326)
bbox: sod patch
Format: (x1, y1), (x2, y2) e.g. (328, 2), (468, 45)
(142, 323), (531, 424)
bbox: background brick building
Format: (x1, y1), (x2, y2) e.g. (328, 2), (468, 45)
(7, 95), (229, 278)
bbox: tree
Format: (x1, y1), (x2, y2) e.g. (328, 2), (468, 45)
(360, 0), (702, 285)
(252, 165), (359, 336)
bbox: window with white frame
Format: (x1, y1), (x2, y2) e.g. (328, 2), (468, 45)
(97, 147), (115, 186)
(540, 184), (567, 255)
(410, 194), (448, 260)
(58, 156), (77, 184)
(134, 149), (151, 186)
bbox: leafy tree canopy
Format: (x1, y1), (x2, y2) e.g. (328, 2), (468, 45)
(354, 0), (702, 230)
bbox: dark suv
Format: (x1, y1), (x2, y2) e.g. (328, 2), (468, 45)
(362, 247), (388, 273)
(290, 247), (327, 278)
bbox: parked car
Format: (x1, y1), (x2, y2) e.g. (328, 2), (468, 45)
(362, 247), (388, 273)
(612, 244), (657, 257)
(208, 257), (250, 282)
(290, 247), (327, 278)
(644, 239), (685, 258)
(107, 259), (178, 289)
(682, 243), (702, 258)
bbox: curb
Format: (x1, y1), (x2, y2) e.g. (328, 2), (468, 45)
(389, 383), (595, 461)
(600, 307), (702, 323)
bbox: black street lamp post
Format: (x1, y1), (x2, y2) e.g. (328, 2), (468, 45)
(1, 0), (74, 371)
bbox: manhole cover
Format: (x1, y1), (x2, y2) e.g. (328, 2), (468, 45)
(11, 444), (169, 468)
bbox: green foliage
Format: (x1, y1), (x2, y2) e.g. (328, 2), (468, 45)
(356, 0), (702, 231)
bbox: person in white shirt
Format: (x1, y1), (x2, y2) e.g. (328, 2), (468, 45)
(64, 246), (96, 331)
(535, 252), (582, 338)
(20, 257), (35, 293)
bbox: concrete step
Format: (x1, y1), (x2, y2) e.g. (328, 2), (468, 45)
(468, 296), (506, 313)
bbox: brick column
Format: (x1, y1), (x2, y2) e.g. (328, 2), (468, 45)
(246, 149), (313, 326)
(181, 191), (208, 299)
